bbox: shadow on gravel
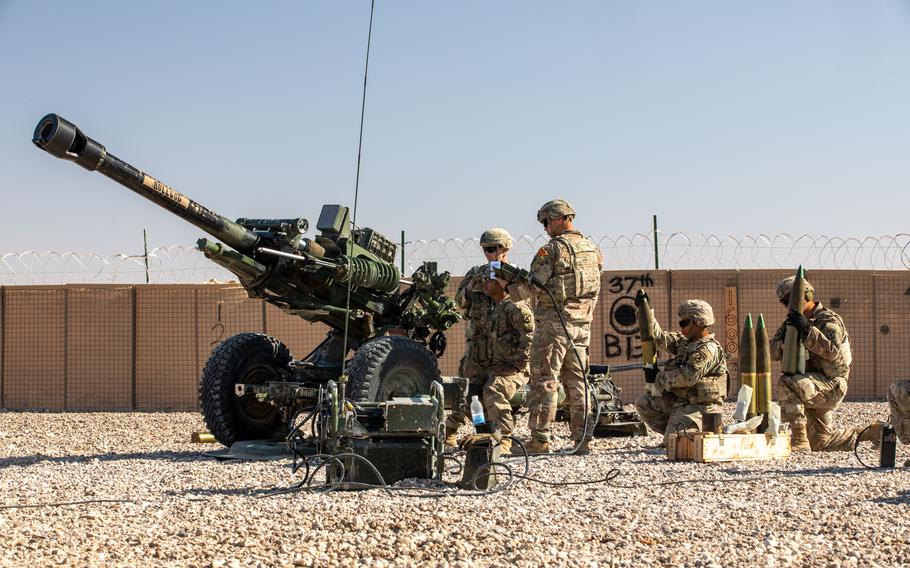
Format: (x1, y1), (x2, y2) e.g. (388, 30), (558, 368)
(717, 465), (873, 477)
(163, 485), (286, 499)
(0, 450), (229, 469)
(871, 489), (910, 506)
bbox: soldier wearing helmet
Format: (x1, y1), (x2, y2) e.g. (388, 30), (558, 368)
(505, 199), (603, 454)
(633, 299), (728, 445)
(445, 228), (532, 449)
(770, 274), (880, 451)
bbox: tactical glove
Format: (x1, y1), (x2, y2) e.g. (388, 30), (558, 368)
(634, 289), (650, 307)
(786, 310), (812, 336)
(643, 365), (659, 383)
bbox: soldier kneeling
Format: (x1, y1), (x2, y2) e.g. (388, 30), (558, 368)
(634, 299), (728, 446)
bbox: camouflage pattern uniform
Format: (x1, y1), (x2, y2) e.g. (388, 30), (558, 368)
(511, 220), (603, 443)
(887, 380), (910, 445)
(447, 229), (517, 436)
(446, 266), (498, 433)
(770, 303), (855, 451)
(481, 298), (534, 437)
(455, 263), (497, 380)
(634, 300), (728, 445)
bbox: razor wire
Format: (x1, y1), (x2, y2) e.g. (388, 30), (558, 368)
(1, 233), (908, 284)
(403, 232), (910, 275)
(0, 246), (234, 285)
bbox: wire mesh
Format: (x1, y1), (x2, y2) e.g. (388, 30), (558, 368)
(1, 268), (905, 411)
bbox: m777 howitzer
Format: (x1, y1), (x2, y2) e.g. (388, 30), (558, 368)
(32, 113), (461, 448)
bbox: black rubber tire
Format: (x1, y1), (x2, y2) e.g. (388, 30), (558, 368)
(199, 332), (292, 446)
(347, 336), (441, 402)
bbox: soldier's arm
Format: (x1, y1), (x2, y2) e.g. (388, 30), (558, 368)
(769, 321), (786, 361)
(649, 314), (684, 355)
(803, 318), (847, 362)
(506, 280), (534, 303)
(656, 343), (717, 390)
(506, 244), (554, 302)
(455, 266), (479, 311)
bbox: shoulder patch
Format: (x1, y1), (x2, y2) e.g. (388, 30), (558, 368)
(536, 247), (549, 259)
(690, 349), (708, 367)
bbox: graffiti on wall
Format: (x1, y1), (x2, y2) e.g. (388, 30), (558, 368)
(603, 274), (654, 361)
(723, 286), (740, 380)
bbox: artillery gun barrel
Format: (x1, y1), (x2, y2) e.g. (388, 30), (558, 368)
(32, 114), (259, 252)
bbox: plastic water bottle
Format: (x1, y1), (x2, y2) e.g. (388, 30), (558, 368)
(470, 395), (485, 426)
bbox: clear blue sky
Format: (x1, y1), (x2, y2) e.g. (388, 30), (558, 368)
(1, 1), (908, 256)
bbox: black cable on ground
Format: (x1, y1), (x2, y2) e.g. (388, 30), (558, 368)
(266, 435), (627, 498)
(538, 286), (594, 457)
(853, 424), (877, 470)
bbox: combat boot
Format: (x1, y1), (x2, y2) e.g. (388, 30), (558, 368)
(856, 421), (884, 449)
(524, 439), (550, 454)
(574, 439), (592, 456)
(790, 422), (811, 452)
(444, 427), (459, 448)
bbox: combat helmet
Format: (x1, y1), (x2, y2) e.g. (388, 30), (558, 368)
(537, 199), (575, 222)
(678, 299), (715, 327)
(479, 227), (513, 250)
(776, 275), (815, 303)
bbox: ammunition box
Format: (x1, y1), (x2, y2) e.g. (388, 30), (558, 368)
(384, 397), (437, 432)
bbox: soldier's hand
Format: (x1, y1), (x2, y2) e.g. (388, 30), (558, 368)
(490, 261), (532, 285)
(488, 261), (507, 280)
(786, 310), (811, 335)
(643, 365), (659, 383)
(634, 289), (650, 308)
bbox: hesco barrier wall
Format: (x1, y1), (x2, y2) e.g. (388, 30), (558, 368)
(0, 270), (907, 411)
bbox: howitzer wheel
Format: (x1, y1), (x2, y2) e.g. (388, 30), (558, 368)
(347, 336), (441, 401)
(200, 332), (292, 446)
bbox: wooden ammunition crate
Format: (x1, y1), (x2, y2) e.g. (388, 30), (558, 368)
(667, 432), (791, 462)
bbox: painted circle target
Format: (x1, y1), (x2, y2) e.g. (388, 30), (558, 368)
(609, 295), (640, 336)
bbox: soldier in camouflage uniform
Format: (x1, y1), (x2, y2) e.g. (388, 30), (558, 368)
(506, 199), (603, 455)
(889, 381), (910, 447)
(634, 300), (728, 445)
(887, 381), (910, 466)
(445, 228), (515, 446)
(477, 274), (534, 454)
(770, 275), (880, 451)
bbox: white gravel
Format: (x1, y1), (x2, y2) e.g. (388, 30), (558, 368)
(0, 402), (908, 568)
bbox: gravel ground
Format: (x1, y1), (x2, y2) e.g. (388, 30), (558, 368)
(0, 402), (908, 568)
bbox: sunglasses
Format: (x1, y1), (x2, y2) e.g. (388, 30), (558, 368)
(482, 245), (499, 254)
(678, 319), (691, 328)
